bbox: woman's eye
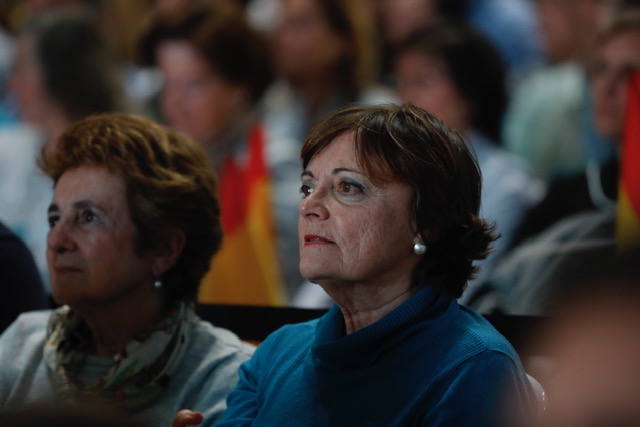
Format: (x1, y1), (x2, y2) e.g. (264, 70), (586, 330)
(300, 183), (313, 199)
(337, 181), (363, 195)
(81, 210), (98, 223)
(48, 215), (59, 228)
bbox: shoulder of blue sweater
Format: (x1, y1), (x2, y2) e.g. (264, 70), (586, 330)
(255, 317), (320, 356)
(450, 305), (519, 361)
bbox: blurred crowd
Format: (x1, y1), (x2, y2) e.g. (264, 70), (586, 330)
(4, 0), (638, 308)
(1, 0), (640, 424)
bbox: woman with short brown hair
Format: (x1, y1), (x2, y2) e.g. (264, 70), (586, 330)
(208, 104), (534, 426)
(0, 113), (253, 426)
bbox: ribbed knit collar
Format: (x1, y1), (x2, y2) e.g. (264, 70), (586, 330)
(311, 283), (453, 370)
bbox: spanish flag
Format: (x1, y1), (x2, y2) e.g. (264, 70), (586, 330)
(616, 71), (640, 251)
(198, 123), (286, 305)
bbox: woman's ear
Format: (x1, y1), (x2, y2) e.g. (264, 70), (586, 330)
(152, 229), (186, 276)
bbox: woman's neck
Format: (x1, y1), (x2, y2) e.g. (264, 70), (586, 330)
(73, 287), (169, 357)
(320, 275), (414, 335)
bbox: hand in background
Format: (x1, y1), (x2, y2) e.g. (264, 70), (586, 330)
(171, 409), (203, 427)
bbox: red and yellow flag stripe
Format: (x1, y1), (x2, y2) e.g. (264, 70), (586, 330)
(616, 71), (640, 251)
(198, 124), (286, 305)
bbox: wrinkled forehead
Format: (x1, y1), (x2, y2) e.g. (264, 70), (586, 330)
(51, 165), (127, 208)
(309, 128), (401, 185)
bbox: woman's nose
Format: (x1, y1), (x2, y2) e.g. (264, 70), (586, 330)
(299, 188), (329, 220)
(47, 221), (77, 254)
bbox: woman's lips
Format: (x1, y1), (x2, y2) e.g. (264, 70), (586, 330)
(53, 266), (82, 274)
(304, 234), (334, 246)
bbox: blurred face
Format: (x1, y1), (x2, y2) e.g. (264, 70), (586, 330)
(47, 166), (155, 307)
(536, 300), (640, 426)
(272, 0), (347, 82)
(157, 40), (247, 146)
(378, 0), (436, 44)
(8, 36), (56, 125)
(298, 132), (419, 286)
(394, 50), (472, 133)
(590, 30), (640, 140)
(536, 0), (579, 62)
(536, 0), (617, 63)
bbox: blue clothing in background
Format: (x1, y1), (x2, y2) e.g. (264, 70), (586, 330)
(0, 221), (47, 333)
(219, 284), (534, 426)
(467, 0), (543, 75)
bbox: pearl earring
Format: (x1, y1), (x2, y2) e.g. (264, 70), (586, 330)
(153, 279), (162, 289)
(413, 242), (427, 255)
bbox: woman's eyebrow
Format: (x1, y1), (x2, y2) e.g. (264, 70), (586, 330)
(332, 167), (364, 176)
(72, 200), (112, 217)
(301, 167), (366, 178)
(56, 200), (109, 213)
(72, 200), (96, 210)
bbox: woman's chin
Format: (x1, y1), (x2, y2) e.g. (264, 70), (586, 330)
(51, 287), (90, 308)
(50, 292), (71, 307)
(300, 265), (327, 283)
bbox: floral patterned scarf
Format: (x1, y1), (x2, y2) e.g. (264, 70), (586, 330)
(43, 302), (192, 410)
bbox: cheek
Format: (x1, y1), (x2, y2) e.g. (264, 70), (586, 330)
(85, 231), (131, 264)
(340, 212), (387, 263)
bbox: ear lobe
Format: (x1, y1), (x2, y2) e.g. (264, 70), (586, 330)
(153, 229), (186, 276)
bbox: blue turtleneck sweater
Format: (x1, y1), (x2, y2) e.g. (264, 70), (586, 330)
(218, 284), (534, 426)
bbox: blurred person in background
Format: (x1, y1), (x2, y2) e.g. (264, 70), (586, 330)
(0, 114), (253, 426)
(511, 10), (640, 247)
(527, 251), (640, 426)
(472, 11), (640, 314)
(503, 0), (624, 182)
(138, 2), (301, 304)
(0, 1), (18, 125)
(393, 23), (544, 301)
(368, 0), (541, 83)
(0, 9), (124, 286)
(0, 0), (158, 117)
(262, 0), (394, 149)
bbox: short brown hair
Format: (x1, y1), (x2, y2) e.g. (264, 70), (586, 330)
(302, 104), (495, 297)
(137, 2), (272, 102)
(41, 113), (221, 303)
